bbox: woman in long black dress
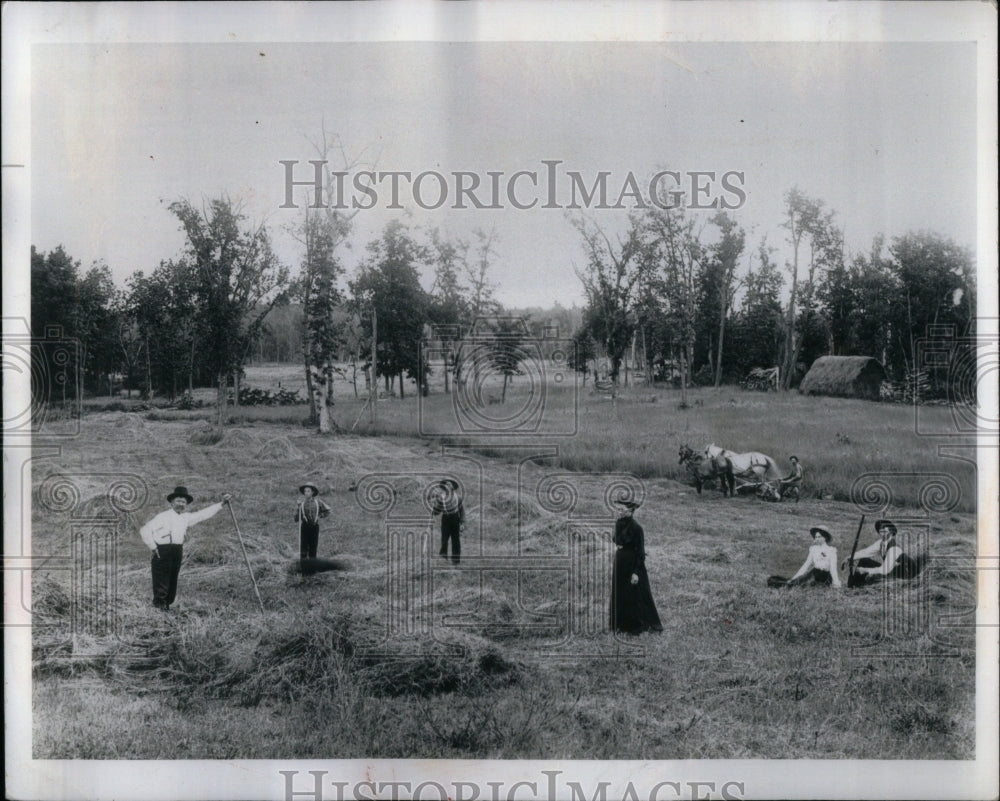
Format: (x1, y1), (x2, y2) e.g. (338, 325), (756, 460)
(610, 497), (663, 634)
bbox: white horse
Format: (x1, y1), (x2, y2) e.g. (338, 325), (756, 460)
(705, 443), (783, 484)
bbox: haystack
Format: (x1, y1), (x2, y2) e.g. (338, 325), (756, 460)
(490, 489), (542, 521)
(254, 437), (305, 461)
(799, 356), (886, 400)
(218, 429), (260, 449)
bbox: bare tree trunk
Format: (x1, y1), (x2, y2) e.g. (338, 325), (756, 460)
(145, 343), (153, 399)
(232, 370), (240, 410)
(316, 370), (331, 434)
(714, 307), (727, 388)
(642, 326), (651, 386)
(398, 372), (405, 400)
(325, 362), (334, 407)
(216, 373), (227, 430)
(501, 373), (509, 403)
(305, 354), (316, 421)
(443, 348), (451, 394)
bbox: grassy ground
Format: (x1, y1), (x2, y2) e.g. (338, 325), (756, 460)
(246, 363), (975, 513)
(30, 387), (978, 760)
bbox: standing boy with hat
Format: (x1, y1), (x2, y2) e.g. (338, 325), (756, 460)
(295, 482), (332, 560)
(432, 479), (464, 565)
(139, 486), (232, 610)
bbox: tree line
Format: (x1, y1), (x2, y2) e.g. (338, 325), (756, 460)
(570, 186), (976, 400)
(30, 179), (975, 429)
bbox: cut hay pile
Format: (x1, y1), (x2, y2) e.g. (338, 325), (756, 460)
(799, 356), (887, 400)
(218, 429), (261, 450)
(254, 437), (305, 461)
(33, 603), (522, 705)
(432, 585), (561, 643)
(187, 424), (223, 446)
(519, 514), (568, 552)
(490, 489), (542, 521)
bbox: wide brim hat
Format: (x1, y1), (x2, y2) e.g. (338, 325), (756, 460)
(167, 486), (193, 504)
(809, 526), (833, 544)
(614, 494), (642, 510)
(874, 519), (897, 535)
(299, 483), (320, 495)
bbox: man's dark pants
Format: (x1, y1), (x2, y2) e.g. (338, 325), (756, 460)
(300, 521), (320, 559)
(152, 544), (184, 609)
(439, 514), (461, 564)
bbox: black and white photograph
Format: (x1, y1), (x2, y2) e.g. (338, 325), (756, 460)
(3, 3), (998, 800)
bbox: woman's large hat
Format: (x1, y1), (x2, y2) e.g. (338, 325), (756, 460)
(809, 526), (833, 544)
(299, 482), (320, 495)
(167, 486), (193, 504)
(614, 492), (641, 510)
(874, 519), (897, 535)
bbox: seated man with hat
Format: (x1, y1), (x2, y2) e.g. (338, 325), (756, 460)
(139, 485), (232, 610)
(785, 525), (842, 587)
(846, 519), (919, 584)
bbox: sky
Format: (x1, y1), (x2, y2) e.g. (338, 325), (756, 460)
(28, 37), (980, 309)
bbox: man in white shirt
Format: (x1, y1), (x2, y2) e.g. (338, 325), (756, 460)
(139, 485), (232, 609)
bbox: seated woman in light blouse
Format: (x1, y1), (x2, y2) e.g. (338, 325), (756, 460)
(787, 526), (842, 588)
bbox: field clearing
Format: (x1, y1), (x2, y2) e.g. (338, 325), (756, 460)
(236, 363), (978, 512)
(29, 395), (979, 760)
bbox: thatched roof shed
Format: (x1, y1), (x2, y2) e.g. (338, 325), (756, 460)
(799, 356), (887, 400)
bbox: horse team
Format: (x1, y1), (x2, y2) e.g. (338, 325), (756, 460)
(678, 443), (795, 500)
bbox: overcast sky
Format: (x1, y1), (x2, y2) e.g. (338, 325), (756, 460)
(29, 39), (979, 308)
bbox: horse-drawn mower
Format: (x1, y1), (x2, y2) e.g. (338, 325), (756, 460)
(679, 443), (800, 501)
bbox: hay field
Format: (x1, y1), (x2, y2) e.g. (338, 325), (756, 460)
(29, 391), (979, 760)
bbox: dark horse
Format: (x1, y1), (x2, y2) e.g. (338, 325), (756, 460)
(678, 444), (735, 496)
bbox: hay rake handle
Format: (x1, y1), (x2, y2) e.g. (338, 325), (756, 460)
(227, 501), (266, 616)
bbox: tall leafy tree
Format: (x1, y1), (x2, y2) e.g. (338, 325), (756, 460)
(291, 127), (363, 426)
(455, 227), (502, 394)
(645, 204), (704, 404)
(487, 318), (526, 404)
(571, 212), (647, 386)
(428, 228), (471, 394)
(704, 212), (746, 387)
(846, 238), (897, 367)
(568, 324), (598, 385)
(729, 238), (785, 378)
(779, 188), (827, 388)
(74, 263), (119, 395)
(888, 231), (975, 395)
(297, 206), (346, 432)
(127, 260), (200, 400)
(168, 196), (290, 428)
(349, 220), (430, 399)
(30, 246), (82, 403)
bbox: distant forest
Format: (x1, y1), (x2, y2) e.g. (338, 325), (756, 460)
(30, 182), (976, 412)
